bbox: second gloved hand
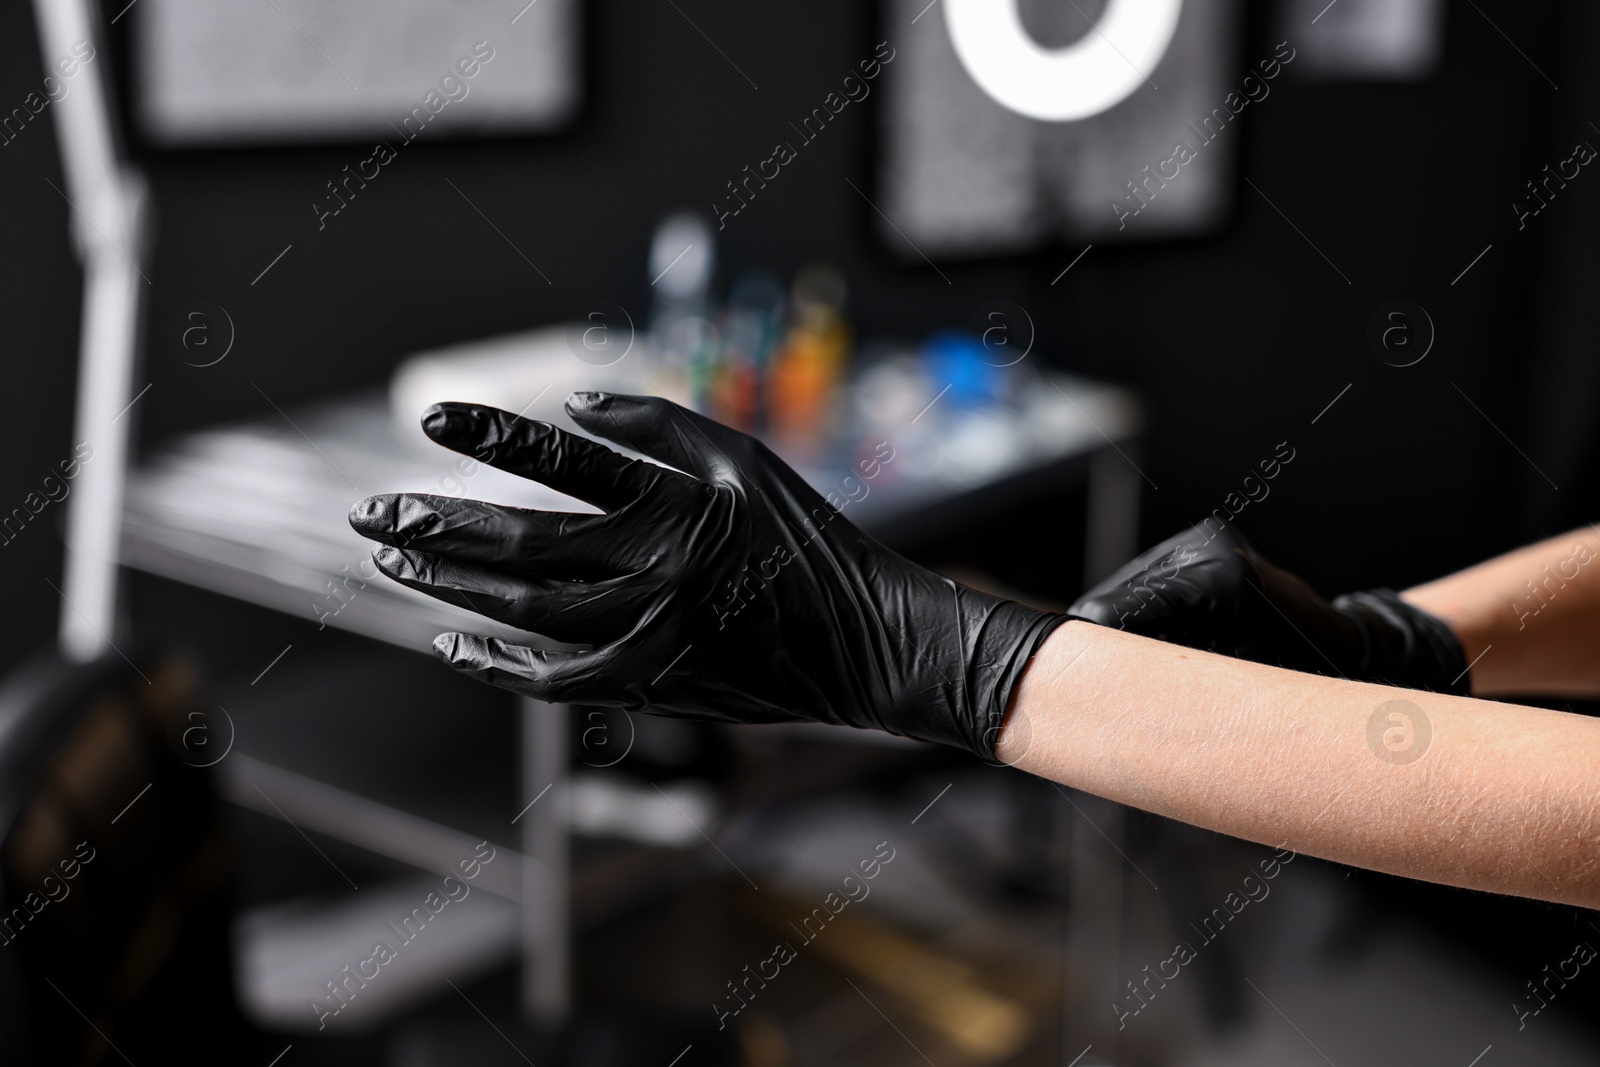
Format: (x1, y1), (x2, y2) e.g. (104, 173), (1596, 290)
(347, 393), (1069, 758)
(1069, 523), (1470, 694)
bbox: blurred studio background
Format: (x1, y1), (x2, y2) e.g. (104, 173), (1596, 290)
(4, 0), (1600, 1064)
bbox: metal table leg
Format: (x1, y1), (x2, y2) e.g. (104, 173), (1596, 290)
(1061, 789), (1129, 1064)
(1084, 443), (1143, 588)
(521, 697), (569, 1023)
(1068, 441), (1142, 1061)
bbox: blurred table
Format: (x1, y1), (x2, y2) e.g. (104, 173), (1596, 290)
(121, 373), (1142, 1025)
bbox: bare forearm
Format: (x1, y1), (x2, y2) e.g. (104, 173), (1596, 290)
(998, 622), (1600, 908)
(1403, 527), (1600, 697)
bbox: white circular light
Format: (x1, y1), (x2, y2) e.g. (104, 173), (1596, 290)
(944, 0), (1184, 122)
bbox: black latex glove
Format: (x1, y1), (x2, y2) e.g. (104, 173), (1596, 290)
(1069, 523), (1470, 695)
(347, 393), (1069, 758)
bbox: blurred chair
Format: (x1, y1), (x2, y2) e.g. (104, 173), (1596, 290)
(0, 647), (258, 1064)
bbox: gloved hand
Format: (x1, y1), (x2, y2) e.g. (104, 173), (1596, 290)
(347, 393), (1070, 758)
(1069, 523), (1470, 694)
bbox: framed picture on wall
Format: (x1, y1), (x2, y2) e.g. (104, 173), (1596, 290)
(134, 0), (580, 146)
(878, 0), (1247, 256)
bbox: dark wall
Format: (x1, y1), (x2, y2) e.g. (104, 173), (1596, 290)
(2, 0), (1596, 669)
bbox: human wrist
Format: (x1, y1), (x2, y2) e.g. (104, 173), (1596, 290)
(993, 618), (1089, 767)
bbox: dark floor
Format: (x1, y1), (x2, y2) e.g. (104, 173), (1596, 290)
(218, 761), (1600, 1067)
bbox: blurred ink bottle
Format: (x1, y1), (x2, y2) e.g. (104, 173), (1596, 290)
(769, 263), (849, 458)
(647, 212), (718, 408)
(922, 330), (1005, 412)
(710, 271), (783, 434)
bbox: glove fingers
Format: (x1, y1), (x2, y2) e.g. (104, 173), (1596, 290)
(1070, 525), (1210, 630)
(374, 545), (635, 643)
(422, 402), (667, 511)
(433, 633), (613, 705)
(350, 493), (609, 573)
(565, 391), (734, 484)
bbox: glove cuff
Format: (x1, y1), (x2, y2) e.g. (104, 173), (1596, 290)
(1330, 589), (1471, 696)
(961, 601), (1075, 761)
